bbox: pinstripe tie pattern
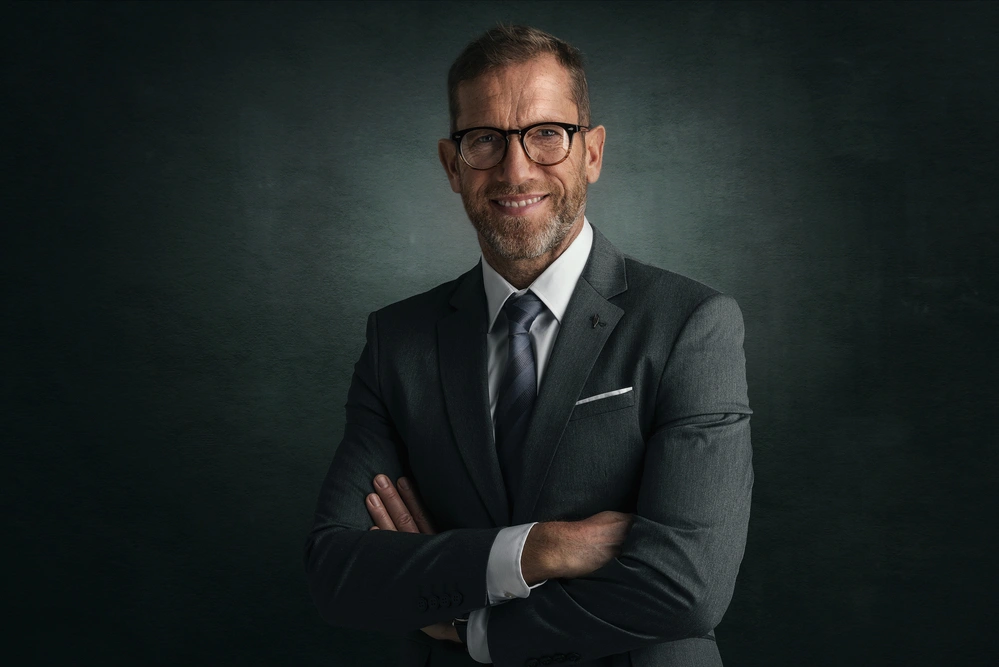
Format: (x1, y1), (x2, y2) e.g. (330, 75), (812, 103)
(495, 291), (547, 509)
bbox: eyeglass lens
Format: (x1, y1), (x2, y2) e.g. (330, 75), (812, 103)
(461, 125), (571, 169)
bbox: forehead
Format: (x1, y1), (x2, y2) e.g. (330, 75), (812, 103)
(455, 55), (578, 129)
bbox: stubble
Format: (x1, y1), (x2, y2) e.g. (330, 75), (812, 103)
(460, 166), (588, 261)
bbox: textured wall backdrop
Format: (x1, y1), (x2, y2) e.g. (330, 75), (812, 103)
(4, 2), (997, 665)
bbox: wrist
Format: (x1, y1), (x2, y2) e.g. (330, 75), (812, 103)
(451, 613), (469, 644)
(521, 521), (567, 584)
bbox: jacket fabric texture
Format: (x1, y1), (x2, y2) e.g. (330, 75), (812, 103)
(304, 225), (754, 667)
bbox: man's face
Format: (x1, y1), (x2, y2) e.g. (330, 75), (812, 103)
(438, 55), (605, 261)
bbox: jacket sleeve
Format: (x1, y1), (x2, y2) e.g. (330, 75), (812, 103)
(487, 293), (754, 666)
(303, 311), (503, 632)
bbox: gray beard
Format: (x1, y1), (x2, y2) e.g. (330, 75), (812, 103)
(462, 184), (587, 261)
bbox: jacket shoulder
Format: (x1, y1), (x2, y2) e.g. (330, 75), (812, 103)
(366, 267), (472, 340)
(621, 254), (729, 310)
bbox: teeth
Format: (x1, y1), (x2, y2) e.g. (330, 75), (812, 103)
(496, 196), (544, 208)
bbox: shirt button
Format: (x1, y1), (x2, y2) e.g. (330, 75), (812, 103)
(505, 592), (515, 599)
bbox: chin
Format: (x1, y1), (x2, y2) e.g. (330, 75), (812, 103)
(480, 218), (567, 261)
(489, 239), (547, 261)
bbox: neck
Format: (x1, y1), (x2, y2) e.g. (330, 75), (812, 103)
(480, 215), (585, 290)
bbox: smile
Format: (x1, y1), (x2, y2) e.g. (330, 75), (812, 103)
(492, 195), (548, 208)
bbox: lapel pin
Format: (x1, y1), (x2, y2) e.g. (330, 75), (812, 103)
(591, 314), (605, 329)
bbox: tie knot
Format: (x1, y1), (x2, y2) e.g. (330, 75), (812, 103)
(503, 291), (546, 335)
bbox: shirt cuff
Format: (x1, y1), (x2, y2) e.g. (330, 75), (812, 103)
(485, 522), (547, 606)
(466, 607), (491, 663)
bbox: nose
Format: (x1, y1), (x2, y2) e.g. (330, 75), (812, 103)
(495, 133), (535, 185)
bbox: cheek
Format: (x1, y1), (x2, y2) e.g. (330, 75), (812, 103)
(553, 170), (583, 198)
(456, 170), (482, 195)
(469, 166), (493, 184)
(469, 178), (492, 200)
(558, 157), (587, 191)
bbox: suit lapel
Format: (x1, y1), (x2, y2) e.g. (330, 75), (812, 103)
(438, 263), (511, 527)
(512, 226), (628, 524)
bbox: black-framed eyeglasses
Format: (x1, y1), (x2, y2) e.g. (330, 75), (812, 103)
(451, 121), (589, 170)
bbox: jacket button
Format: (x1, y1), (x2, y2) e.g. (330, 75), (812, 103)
(416, 597), (428, 613)
(451, 592), (463, 606)
(428, 596), (439, 610)
(439, 594), (451, 608)
(526, 660), (539, 667)
(553, 654), (565, 663)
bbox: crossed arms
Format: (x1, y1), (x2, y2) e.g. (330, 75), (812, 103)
(303, 293), (753, 665)
(364, 473), (634, 645)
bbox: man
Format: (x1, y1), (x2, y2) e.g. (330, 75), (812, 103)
(304, 25), (753, 667)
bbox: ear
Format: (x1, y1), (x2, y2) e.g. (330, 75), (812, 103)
(583, 124), (606, 184)
(438, 138), (462, 193)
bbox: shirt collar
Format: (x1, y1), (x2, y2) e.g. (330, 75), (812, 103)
(481, 217), (594, 332)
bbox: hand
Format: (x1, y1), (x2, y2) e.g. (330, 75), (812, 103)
(365, 474), (436, 534)
(364, 475), (457, 642)
(420, 620), (461, 644)
(522, 511), (634, 583)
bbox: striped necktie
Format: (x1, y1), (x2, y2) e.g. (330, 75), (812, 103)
(495, 290), (547, 511)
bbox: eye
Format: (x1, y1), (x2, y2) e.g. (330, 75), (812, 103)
(474, 134), (496, 144)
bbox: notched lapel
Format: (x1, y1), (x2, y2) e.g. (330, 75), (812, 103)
(512, 226), (628, 524)
(438, 265), (510, 527)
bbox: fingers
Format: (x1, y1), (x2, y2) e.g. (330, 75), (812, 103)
(365, 474), (437, 534)
(372, 475), (419, 533)
(366, 492), (398, 531)
(398, 477), (437, 535)
(421, 621), (459, 643)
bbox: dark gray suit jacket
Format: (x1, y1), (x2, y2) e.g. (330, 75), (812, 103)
(304, 226), (753, 667)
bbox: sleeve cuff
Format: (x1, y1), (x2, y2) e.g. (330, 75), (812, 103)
(466, 607), (491, 663)
(485, 522), (546, 605)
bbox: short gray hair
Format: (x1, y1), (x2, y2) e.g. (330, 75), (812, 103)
(447, 24), (590, 131)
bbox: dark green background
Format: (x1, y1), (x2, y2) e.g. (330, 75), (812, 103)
(4, 1), (996, 665)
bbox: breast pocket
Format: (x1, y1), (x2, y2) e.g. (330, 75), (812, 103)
(569, 387), (636, 421)
(539, 386), (643, 518)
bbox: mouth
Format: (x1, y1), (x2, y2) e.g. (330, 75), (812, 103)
(490, 194), (549, 214)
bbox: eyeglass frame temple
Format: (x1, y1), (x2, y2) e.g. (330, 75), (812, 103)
(450, 121), (590, 170)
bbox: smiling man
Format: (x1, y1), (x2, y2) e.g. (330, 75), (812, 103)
(304, 25), (754, 667)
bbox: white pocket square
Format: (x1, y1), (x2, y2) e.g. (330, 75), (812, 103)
(575, 387), (633, 406)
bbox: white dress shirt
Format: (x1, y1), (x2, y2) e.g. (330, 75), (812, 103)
(465, 218), (594, 663)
